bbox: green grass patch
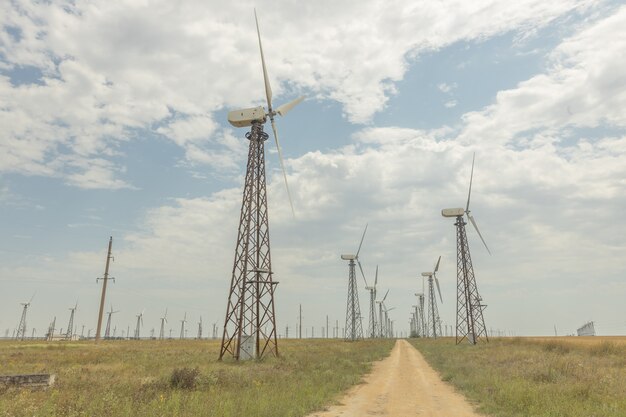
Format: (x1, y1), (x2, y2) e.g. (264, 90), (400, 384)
(409, 337), (626, 417)
(0, 338), (394, 417)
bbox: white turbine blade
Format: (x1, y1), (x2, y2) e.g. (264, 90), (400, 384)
(374, 265), (378, 287)
(357, 259), (368, 287)
(434, 255), (441, 274)
(468, 213), (491, 255)
(435, 276), (443, 303)
(276, 96), (304, 116)
(254, 9), (272, 112)
(466, 152), (475, 212)
(356, 223), (368, 258)
(382, 289), (389, 302)
(164, 308), (168, 319)
(28, 291), (36, 304)
(270, 119), (296, 217)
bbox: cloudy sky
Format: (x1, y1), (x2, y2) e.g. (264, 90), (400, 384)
(1, 0), (625, 339)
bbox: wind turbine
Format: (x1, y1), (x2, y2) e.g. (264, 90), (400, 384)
(376, 289), (389, 338)
(65, 300), (78, 340)
(414, 291), (426, 337)
(341, 224), (368, 341)
(46, 316), (56, 341)
(104, 305), (119, 339)
(159, 308), (168, 340)
(220, 9), (304, 361)
(365, 265), (379, 338)
(383, 306), (395, 338)
(411, 305), (420, 337)
(134, 310), (144, 340)
(197, 316), (203, 339)
(180, 313), (187, 340)
(15, 293), (35, 341)
(422, 256), (443, 338)
(442, 153), (490, 345)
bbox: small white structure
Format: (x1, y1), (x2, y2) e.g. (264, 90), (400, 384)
(240, 335), (256, 360)
(577, 321), (595, 336)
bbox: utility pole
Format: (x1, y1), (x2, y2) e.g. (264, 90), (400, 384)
(299, 304), (302, 339)
(96, 237), (114, 342)
(326, 315), (329, 339)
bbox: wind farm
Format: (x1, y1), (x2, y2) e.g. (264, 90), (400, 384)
(2, 2), (626, 417)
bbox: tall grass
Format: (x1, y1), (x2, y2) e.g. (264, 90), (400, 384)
(410, 337), (626, 417)
(0, 338), (394, 417)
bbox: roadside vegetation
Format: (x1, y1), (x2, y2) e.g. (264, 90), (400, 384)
(0, 338), (394, 417)
(410, 337), (626, 417)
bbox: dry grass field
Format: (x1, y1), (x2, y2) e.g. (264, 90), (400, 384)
(0, 338), (394, 417)
(410, 336), (626, 417)
(3, 336), (624, 417)
(526, 335), (626, 347)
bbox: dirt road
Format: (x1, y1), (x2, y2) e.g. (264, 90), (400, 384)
(306, 339), (484, 417)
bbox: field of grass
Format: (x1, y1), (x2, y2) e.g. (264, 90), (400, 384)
(410, 336), (626, 417)
(0, 338), (394, 417)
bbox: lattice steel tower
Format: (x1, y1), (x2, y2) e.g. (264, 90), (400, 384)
(365, 265), (378, 338)
(65, 302), (77, 340)
(341, 224), (368, 341)
(453, 215), (488, 344)
(425, 276), (439, 337)
(219, 11), (303, 360)
(422, 256), (443, 338)
(219, 122), (279, 360)
(343, 258), (364, 340)
(442, 154), (490, 345)
(105, 305), (119, 339)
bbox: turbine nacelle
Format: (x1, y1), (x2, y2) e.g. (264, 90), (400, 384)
(421, 272), (432, 277)
(341, 254), (356, 261)
(227, 106), (267, 127)
(442, 207), (465, 218)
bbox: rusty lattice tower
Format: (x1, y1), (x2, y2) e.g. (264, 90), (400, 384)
(454, 215), (488, 344)
(219, 10), (303, 360)
(442, 154), (490, 345)
(219, 123), (278, 359)
(341, 224), (368, 341)
(422, 256), (443, 338)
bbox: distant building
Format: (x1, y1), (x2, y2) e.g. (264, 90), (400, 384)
(576, 321), (595, 336)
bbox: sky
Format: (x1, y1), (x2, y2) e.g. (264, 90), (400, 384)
(1, 0), (625, 339)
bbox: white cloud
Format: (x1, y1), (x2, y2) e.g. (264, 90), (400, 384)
(438, 82), (457, 93)
(0, 0), (596, 187)
(445, 100), (458, 108)
(460, 5), (626, 144)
